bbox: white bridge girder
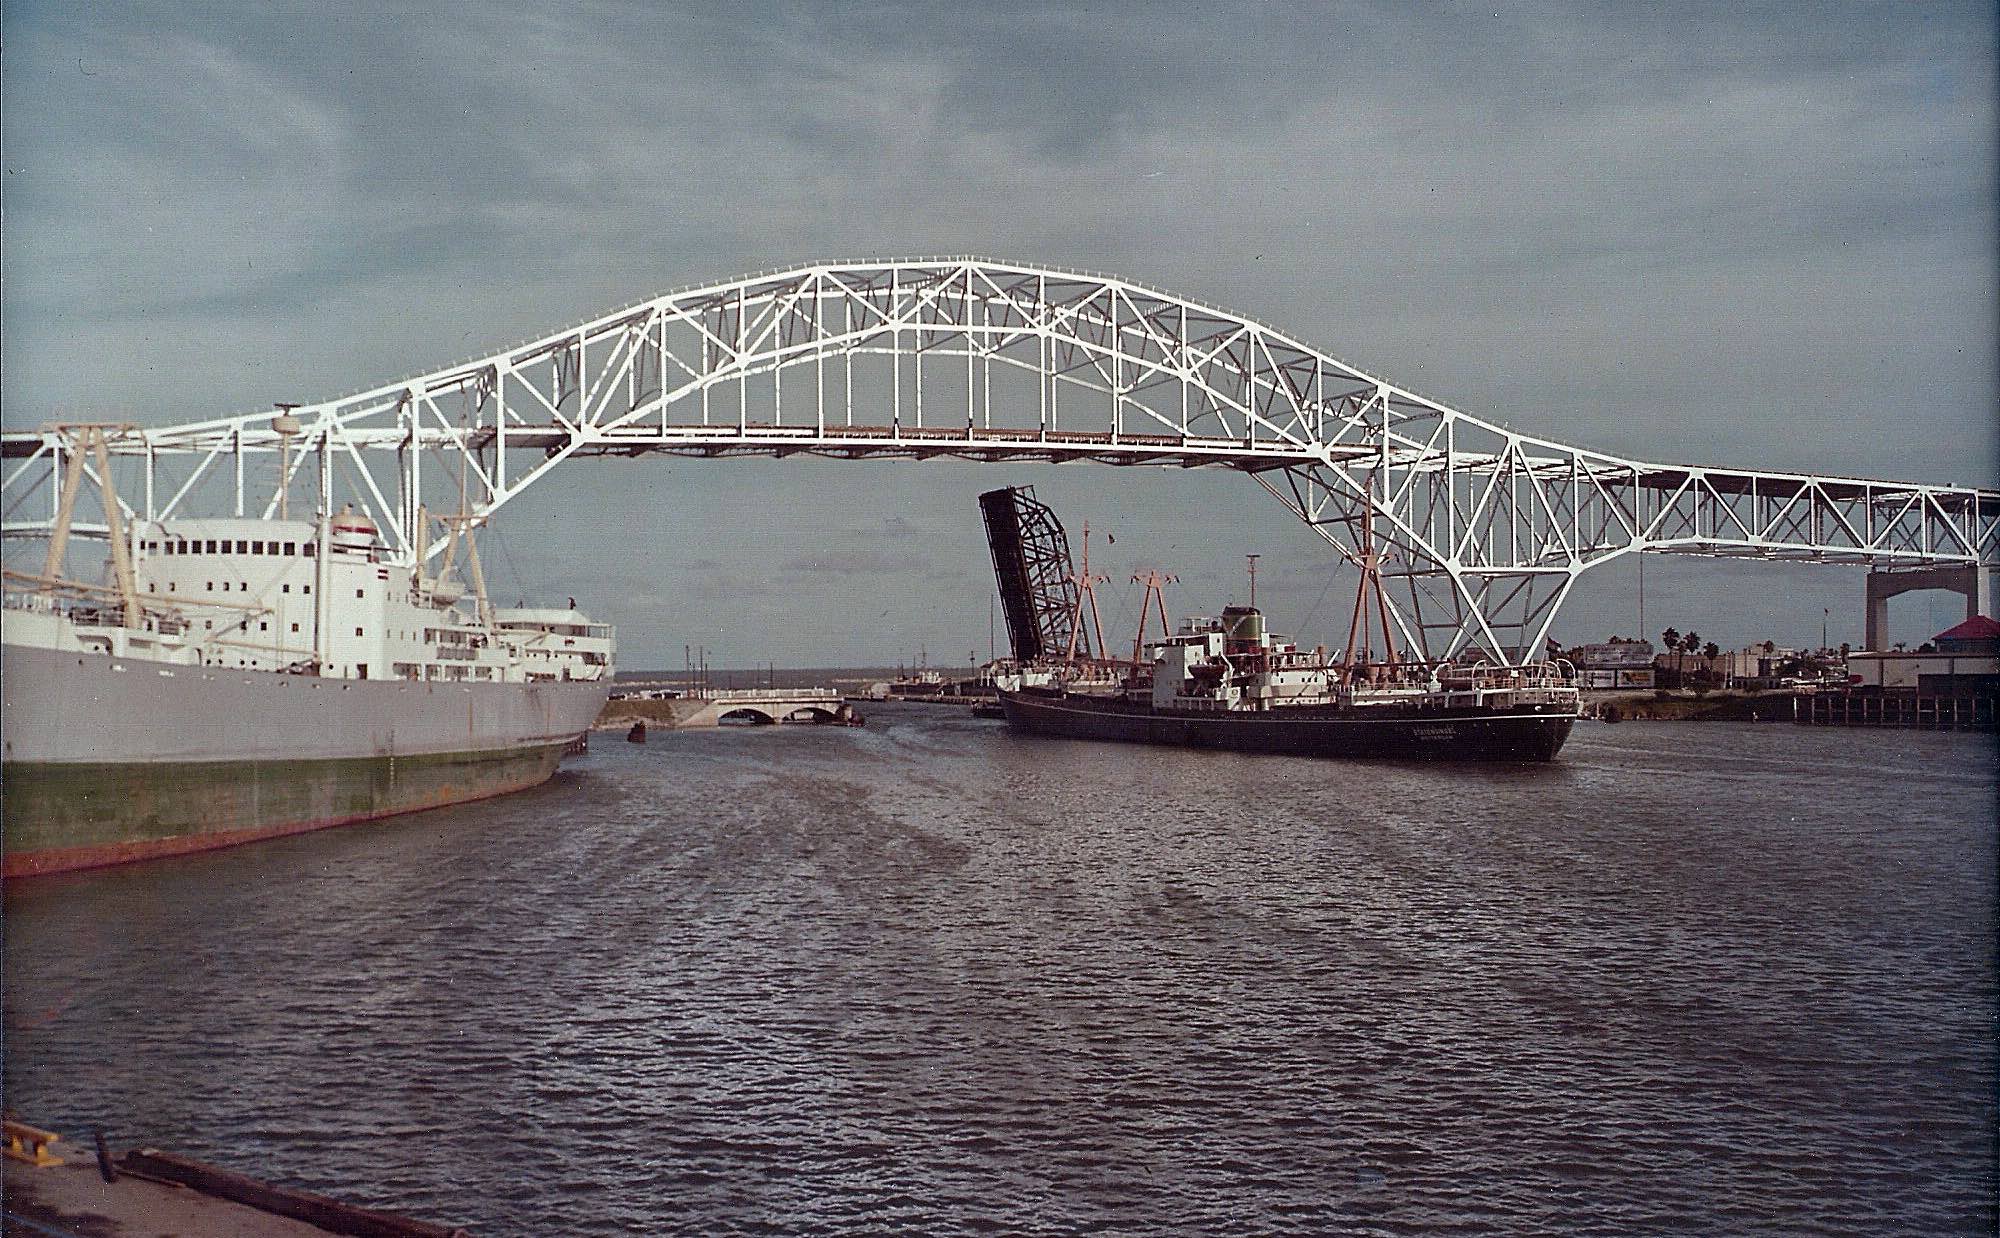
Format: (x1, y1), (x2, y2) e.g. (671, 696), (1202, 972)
(5, 257), (1996, 663)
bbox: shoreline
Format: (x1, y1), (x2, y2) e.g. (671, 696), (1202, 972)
(1585, 688), (1799, 723)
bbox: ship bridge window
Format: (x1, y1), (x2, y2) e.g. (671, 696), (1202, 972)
(282, 583), (291, 593)
(236, 540), (248, 553)
(206, 540), (218, 553)
(302, 544), (314, 558)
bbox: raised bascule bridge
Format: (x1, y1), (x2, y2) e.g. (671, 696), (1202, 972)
(4, 258), (1995, 664)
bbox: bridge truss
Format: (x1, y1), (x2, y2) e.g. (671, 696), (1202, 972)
(4, 258), (1996, 663)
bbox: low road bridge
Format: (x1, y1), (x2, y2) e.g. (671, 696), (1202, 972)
(605, 686), (847, 728)
(5, 258), (1994, 663)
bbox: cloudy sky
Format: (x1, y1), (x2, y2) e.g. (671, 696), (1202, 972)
(4, 2), (1994, 668)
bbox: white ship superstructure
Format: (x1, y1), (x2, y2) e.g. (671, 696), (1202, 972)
(4, 470), (614, 877)
(1136, 609), (1578, 716)
(99, 508), (613, 684)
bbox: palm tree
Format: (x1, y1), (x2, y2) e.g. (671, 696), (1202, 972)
(1682, 631), (1701, 679)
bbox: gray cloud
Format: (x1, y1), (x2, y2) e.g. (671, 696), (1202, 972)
(779, 551), (922, 577)
(2, 1), (1991, 665)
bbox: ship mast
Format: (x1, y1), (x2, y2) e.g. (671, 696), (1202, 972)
(25, 424), (144, 630)
(271, 405), (301, 521)
(1340, 494), (1400, 671)
(441, 412), (496, 632)
(1129, 569), (1176, 666)
(1062, 520), (1109, 664)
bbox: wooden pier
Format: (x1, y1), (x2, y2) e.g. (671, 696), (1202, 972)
(1794, 692), (1995, 731)
(2, 1125), (468, 1237)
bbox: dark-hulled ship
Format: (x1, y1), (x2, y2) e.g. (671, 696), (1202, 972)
(977, 483), (1580, 763)
(998, 605), (1579, 762)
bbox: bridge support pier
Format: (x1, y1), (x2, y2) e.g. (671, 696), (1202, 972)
(1864, 564), (1995, 651)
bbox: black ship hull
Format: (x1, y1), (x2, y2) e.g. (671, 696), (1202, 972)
(999, 688), (1575, 762)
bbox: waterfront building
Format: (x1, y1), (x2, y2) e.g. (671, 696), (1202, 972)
(1847, 616), (2000, 697)
(1568, 637), (1656, 689)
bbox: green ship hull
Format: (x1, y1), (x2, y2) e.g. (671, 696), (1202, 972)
(3, 742), (567, 878)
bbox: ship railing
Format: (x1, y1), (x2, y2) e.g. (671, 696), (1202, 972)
(1439, 659), (1579, 692)
(3, 579), (192, 636)
(688, 686), (841, 701)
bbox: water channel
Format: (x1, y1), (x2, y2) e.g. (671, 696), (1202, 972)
(5, 710), (1994, 1234)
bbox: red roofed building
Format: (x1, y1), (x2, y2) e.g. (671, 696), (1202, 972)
(1847, 615), (1999, 696)
(1933, 614), (2000, 656)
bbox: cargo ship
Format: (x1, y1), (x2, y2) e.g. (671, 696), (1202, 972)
(2, 483), (613, 877)
(977, 484), (1580, 763)
(998, 605), (1580, 762)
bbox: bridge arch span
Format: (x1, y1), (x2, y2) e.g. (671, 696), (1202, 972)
(5, 258), (1994, 663)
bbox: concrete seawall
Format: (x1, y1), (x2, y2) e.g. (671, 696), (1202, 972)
(1584, 689), (1798, 723)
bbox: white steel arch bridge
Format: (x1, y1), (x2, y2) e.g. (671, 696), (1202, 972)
(5, 257), (1996, 663)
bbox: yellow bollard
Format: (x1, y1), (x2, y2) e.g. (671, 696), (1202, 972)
(3, 1118), (66, 1167)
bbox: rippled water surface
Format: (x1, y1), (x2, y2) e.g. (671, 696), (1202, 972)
(6, 712), (1996, 1234)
